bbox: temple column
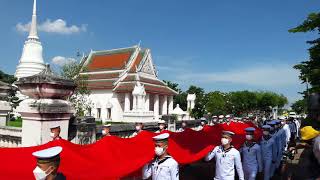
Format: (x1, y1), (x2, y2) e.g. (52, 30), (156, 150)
(124, 93), (130, 112)
(168, 96), (173, 114)
(154, 94), (159, 121)
(145, 94), (150, 111)
(162, 95), (168, 115)
(133, 95), (137, 110)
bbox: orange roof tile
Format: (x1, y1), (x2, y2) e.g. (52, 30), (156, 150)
(87, 52), (132, 71)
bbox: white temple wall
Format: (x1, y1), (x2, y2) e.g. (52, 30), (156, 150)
(89, 90), (125, 123)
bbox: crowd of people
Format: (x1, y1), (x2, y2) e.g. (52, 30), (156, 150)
(139, 115), (301, 180)
(31, 114), (319, 180)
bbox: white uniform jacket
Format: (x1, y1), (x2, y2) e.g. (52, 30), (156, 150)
(205, 145), (244, 180)
(142, 155), (179, 180)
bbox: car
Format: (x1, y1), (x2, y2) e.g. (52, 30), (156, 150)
(289, 112), (298, 118)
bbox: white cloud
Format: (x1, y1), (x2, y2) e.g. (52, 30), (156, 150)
(16, 19), (87, 34)
(52, 56), (76, 66)
(177, 64), (300, 87)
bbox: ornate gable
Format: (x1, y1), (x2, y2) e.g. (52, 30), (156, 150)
(138, 51), (156, 76)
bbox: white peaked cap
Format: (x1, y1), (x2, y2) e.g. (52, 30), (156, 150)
(32, 146), (62, 159)
(158, 120), (166, 124)
(153, 133), (170, 141)
(226, 115), (231, 118)
(103, 124), (112, 127)
(219, 115), (224, 119)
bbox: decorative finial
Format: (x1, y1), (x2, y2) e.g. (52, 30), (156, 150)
(28, 0), (39, 40)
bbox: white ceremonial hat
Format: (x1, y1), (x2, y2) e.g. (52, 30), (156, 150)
(225, 115), (231, 118)
(158, 120), (166, 124)
(212, 116), (217, 118)
(103, 124), (112, 128)
(222, 130), (235, 137)
(32, 146), (62, 159)
(218, 115), (224, 119)
(153, 133), (170, 141)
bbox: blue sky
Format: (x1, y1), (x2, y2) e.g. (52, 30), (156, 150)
(0, 0), (319, 104)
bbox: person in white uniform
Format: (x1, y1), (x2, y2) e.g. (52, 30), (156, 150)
(240, 127), (263, 180)
(260, 125), (277, 180)
(142, 133), (179, 180)
(131, 122), (144, 137)
(197, 118), (207, 131)
(101, 124), (112, 138)
(281, 118), (291, 151)
(155, 120), (167, 133)
(205, 131), (244, 180)
(218, 115), (224, 124)
(177, 121), (188, 132)
(32, 146), (66, 180)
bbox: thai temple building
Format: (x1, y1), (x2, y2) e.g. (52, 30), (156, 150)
(12, 0), (195, 124)
(80, 46), (179, 123)
(15, 0), (45, 79)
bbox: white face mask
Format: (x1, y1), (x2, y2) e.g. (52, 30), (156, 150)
(102, 130), (107, 135)
(50, 132), (55, 138)
(135, 126), (141, 131)
(33, 166), (49, 180)
(221, 138), (229, 145)
(155, 147), (165, 156)
(245, 135), (253, 140)
(159, 125), (165, 130)
(263, 131), (269, 136)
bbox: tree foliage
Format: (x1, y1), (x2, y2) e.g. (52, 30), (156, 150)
(291, 99), (307, 114)
(60, 62), (92, 116)
(164, 81), (288, 118)
(0, 70), (16, 84)
(289, 12), (320, 94)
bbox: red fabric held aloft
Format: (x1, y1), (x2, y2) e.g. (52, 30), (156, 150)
(0, 122), (261, 180)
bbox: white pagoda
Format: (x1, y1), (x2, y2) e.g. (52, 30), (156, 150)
(15, 0), (45, 79)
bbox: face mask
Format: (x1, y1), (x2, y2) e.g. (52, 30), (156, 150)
(135, 126), (141, 131)
(221, 138), (229, 145)
(159, 125), (165, 130)
(50, 132), (55, 138)
(245, 135), (253, 140)
(263, 131), (269, 136)
(155, 147), (165, 156)
(33, 166), (49, 180)
(102, 130), (107, 135)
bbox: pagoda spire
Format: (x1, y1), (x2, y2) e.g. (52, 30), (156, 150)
(15, 0), (45, 79)
(28, 0), (39, 40)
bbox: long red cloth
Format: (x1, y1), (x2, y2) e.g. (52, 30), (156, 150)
(0, 122), (261, 180)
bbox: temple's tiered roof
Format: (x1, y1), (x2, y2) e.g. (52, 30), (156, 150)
(80, 46), (177, 95)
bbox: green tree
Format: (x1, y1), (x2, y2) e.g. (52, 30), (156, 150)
(60, 61), (92, 116)
(205, 91), (227, 115)
(291, 99), (307, 114)
(0, 70), (16, 84)
(289, 12), (320, 94)
(229, 91), (258, 116)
